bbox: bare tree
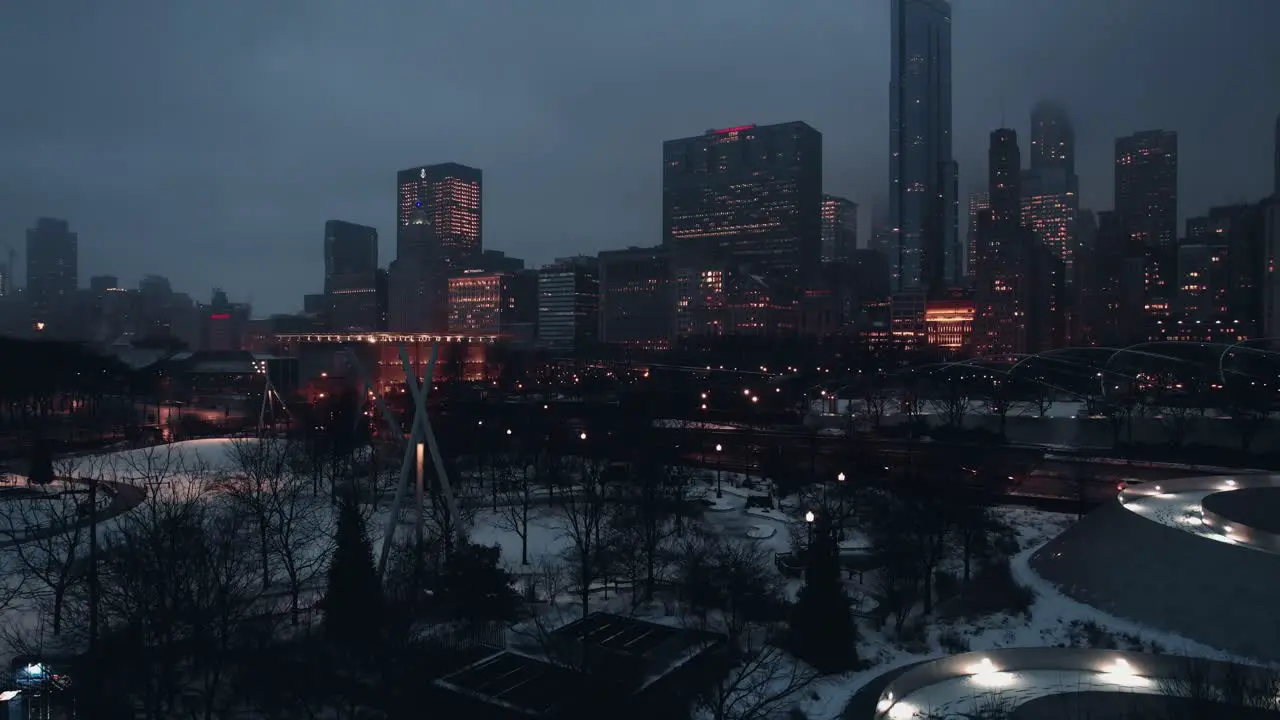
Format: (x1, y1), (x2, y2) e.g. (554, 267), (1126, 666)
(927, 372), (971, 430)
(493, 449), (536, 566)
(674, 531), (816, 720)
(0, 455), (100, 634)
(863, 380), (890, 431)
(555, 457), (611, 619)
(224, 438), (332, 625)
(224, 438), (289, 590)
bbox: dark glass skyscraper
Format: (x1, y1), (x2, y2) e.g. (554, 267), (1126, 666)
(26, 217), (78, 327)
(323, 220), (379, 331)
(396, 162), (482, 270)
(1273, 113), (1279, 198)
(662, 122), (822, 279)
(1030, 101), (1075, 179)
(1115, 130), (1178, 317)
(821, 195), (858, 263)
(889, 0), (958, 294)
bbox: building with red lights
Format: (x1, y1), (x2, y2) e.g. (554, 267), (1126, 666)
(663, 122), (822, 284)
(445, 269), (535, 335)
(396, 163), (482, 271)
(273, 332), (498, 389)
(925, 293), (975, 351)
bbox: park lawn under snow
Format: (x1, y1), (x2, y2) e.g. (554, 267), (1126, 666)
(785, 505), (1255, 720)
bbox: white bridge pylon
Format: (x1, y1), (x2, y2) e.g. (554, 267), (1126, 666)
(344, 342), (466, 579)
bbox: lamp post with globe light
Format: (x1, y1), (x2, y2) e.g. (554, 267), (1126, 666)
(715, 443), (724, 497)
(805, 509), (816, 548)
(836, 472), (846, 540)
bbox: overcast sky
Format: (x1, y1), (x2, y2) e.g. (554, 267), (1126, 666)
(3, 0), (1278, 315)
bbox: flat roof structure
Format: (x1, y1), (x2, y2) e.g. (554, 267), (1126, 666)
(436, 614), (726, 718)
(436, 652), (581, 718)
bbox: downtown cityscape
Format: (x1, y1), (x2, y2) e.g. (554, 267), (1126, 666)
(1, 1), (1280, 719)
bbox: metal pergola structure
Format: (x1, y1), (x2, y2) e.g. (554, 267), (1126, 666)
(342, 341), (467, 578)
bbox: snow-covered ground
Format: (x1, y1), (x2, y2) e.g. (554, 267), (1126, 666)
(781, 504), (1248, 720)
(1118, 477), (1277, 553)
(0, 438), (1254, 719)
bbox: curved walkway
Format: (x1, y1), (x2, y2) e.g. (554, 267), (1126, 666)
(1031, 473), (1280, 662)
(870, 648), (1275, 719)
(1118, 474), (1280, 553)
(0, 479), (145, 549)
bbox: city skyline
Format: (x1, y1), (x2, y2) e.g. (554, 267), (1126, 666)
(2, 0), (1279, 314)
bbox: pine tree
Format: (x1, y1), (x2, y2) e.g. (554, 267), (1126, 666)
(440, 542), (518, 623)
(790, 522), (858, 673)
(28, 440), (54, 486)
(324, 491), (383, 659)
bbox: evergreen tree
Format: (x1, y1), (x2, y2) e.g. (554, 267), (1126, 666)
(790, 521), (858, 673)
(439, 542), (518, 623)
(324, 491), (383, 659)
(28, 440), (54, 486)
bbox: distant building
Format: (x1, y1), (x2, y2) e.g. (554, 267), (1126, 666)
(889, 0), (959, 293)
(1030, 101), (1075, 179)
(925, 291), (975, 352)
(201, 288), (250, 351)
(26, 217), (78, 333)
(448, 270), (519, 335)
(396, 163), (482, 271)
(663, 122), (822, 282)
(388, 206), (447, 333)
(821, 195), (858, 264)
(1115, 130), (1178, 320)
(597, 246), (672, 350)
(476, 249), (524, 273)
(324, 220), (379, 331)
(537, 258), (599, 351)
(1265, 202), (1280, 338)
(966, 191), (989, 281)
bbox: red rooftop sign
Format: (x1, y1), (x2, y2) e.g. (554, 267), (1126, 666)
(712, 124), (754, 134)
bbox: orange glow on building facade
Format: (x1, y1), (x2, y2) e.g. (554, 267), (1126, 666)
(448, 271), (507, 334)
(925, 297), (975, 350)
(396, 163), (482, 270)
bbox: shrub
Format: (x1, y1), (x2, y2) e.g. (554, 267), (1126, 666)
(955, 558), (1035, 619)
(937, 628), (970, 654)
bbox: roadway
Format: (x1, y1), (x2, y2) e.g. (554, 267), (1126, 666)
(645, 426), (1207, 506)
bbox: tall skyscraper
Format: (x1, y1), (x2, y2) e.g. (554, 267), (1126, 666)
(966, 191), (989, 280)
(324, 220), (379, 331)
(26, 218), (78, 328)
(820, 195), (859, 263)
(889, 0), (958, 294)
(1273, 113), (1279, 199)
(388, 206), (447, 332)
(663, 122), (822, 279)
(973, 129), (1062, 354)
(1115, 130), (1178, 318)
(988, 130), (1022, 229)
(396, 163), (482, 271)
(1022, 170), (1077, 285)
(1030, 101), (1075, 179)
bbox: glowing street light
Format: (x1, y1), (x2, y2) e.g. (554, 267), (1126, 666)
(579, 432), (587, 441)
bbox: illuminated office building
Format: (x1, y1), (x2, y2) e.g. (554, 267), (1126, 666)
(663, 121), (822, 280)
(1115, 130), (1178, 319)
(821, 195), (858, 264)
(396, 162), (482, 270)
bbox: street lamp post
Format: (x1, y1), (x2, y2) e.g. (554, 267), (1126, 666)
(715, 443), (723, 498)
(836, 471), (846, 541)
(805, 510), (815, 548)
